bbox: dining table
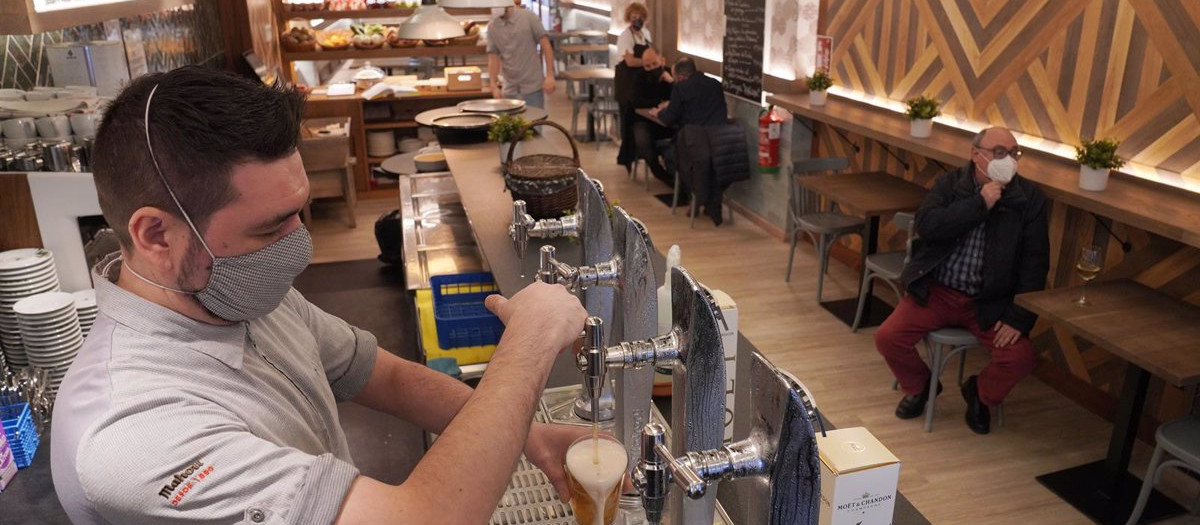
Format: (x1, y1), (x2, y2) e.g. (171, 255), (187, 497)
(793, 171), (929, 327)
(1016, 279), (1200, 525)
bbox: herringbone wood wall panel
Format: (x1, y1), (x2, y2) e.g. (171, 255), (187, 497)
(826, 0), (1200, 186)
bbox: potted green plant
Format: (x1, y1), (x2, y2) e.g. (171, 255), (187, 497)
(1075, 137), (1125, 191)
(806, 70), (833, 106)
(488, 114), (533, 164)
(904, 95), (940, 138)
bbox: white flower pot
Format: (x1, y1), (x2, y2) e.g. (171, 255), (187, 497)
(809, 90), (828, 106)
(499, 141), (523, 165)
(1078, 165), (1110, 191)
(910, 118), (933, 138)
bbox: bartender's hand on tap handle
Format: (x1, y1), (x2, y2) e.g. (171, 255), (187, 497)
(485, 281), (587, 358)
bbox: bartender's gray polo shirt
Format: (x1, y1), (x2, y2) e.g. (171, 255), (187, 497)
(487, 7), (548, 97)
(51, 258), (378, 525)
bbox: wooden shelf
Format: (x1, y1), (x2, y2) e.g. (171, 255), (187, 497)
(281, 7), (491, 19)
(767, 92), (1200, 249)
(283, 45), (487, 61)
(364, 120), (420, 130)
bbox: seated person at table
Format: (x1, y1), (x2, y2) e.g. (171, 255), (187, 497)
(874, 126), (1049, 435)
(648, 57), (729, 183)
(625, 48), (675, 184)
(650, 57), (727, 128)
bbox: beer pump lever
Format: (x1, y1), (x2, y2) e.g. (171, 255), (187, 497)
(509, 200), (581, 259)
(635, 351), (823, 525)
(537, 245), (620, 294)
(575, 266), (728, 525)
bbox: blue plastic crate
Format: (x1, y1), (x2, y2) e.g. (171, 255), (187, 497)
(430, 272), (504, 349)
(1, 403), (38, 469)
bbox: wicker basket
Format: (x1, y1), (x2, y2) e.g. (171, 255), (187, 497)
(504, 120), (580, 219)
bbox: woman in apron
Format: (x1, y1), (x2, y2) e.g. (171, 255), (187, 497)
(614, 2), (652, 171)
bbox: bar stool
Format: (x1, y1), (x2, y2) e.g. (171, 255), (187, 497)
(785, 157), (865, 302)
(918, 327), (1004, 432)
(851, 212), (914, 332)
(1124, 416), (1200, 525)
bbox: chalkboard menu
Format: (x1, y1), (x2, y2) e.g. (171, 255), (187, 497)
(722, 0), (765, 101)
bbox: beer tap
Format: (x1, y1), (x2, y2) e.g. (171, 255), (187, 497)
(508, 174), (606, 260)
(509, 199), (581, 259)
(577, 265), (727, 525)
(635, 350), (822, 525)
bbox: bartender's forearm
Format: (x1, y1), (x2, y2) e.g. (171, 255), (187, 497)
(336, 331), (559, 524)
(351, 348), (471, 434)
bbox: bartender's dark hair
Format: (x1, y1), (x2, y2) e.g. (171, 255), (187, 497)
(91, 66), (306, 250)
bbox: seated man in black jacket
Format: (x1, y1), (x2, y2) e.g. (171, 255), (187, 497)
(650, 57), (727, 128)
(874, 127), (1049, 435)
(645, 57), (729, 190)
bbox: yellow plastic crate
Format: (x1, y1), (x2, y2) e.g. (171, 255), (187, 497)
(416, 288), (497, 366)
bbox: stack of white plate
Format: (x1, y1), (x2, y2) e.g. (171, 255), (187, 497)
(0, 249), (61, 368)
(73, 289), (98, 338)
(367, 130), (397, 157)
(14, 291), (82, 394)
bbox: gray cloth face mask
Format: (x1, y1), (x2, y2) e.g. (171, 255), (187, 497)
(124, 83), (313, 322)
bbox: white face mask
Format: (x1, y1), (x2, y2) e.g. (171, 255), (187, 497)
(987, 155), (1017, 185)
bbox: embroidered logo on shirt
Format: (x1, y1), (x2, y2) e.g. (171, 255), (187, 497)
(157, 459), (215, 507)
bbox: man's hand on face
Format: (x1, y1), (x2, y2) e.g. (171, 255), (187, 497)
(981, 181), (1003, 210)
(484, 281), (586, 359)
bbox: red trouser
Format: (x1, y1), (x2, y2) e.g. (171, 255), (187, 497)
(874, 282), (1036, 407)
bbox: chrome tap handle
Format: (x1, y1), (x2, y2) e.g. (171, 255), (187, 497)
(637, 423), (669, 525)
(537, 245), (559, 284)
(578, 316), (607, 425)
(510, 201), (533, 259)
(659, 442), (708, 500)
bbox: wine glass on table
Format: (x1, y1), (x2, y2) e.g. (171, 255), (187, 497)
(1075, 245), (1102, 306)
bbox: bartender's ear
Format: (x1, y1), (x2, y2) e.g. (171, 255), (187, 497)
(127, 206), (185, 269)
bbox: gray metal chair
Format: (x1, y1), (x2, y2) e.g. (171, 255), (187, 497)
(565, 77), (591, 139)
(851, 212), (915, 331)
(785, 158), (865, 303)
(1125, 416), (1200, 525)
(919, 328), (1004, 432)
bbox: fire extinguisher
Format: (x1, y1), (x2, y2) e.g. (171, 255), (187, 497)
(758, 105), (783, 174)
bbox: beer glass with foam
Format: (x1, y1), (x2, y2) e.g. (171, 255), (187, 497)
(564, 434), (627, 525)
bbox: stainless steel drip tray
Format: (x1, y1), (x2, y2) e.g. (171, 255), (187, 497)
(399, 172), (487, 289)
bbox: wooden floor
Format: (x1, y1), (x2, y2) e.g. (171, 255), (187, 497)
(305, 90), (1200, 525)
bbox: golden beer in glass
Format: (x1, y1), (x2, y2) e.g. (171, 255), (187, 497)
(564, 434), (626, 525)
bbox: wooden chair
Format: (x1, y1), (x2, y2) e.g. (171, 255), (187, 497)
(299, 155), (357, 228)
(298, 118), (357, 228)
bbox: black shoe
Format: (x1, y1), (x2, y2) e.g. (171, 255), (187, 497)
(962, 375), (991, 434)
(895, 381), (943, 419)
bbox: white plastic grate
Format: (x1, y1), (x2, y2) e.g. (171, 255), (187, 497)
(489, 456), (576, 525)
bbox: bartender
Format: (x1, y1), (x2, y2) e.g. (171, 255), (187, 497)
(50, 66), (590, 524)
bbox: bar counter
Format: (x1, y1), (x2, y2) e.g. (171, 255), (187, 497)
(439, 135), (932, 524)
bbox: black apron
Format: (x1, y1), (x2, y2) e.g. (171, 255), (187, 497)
(616, 40), (650, 166)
